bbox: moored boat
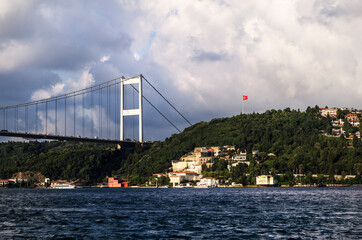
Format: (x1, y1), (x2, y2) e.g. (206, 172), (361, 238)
(51, 181), (76, 189)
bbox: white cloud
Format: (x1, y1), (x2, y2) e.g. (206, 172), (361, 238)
(100, 55), (110, 62)
(134, 52), (141, 61)
(31, 67), (95, 101)
(1, 0), (362, 139)
(65, 67), (96, 92)
(0, 41), (33, 72)
(30, 82), (64, 101)
(125, 0), (362, 116)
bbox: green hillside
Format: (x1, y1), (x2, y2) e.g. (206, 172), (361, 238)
(116, 106), (362, 184)
(0, 141), (134, 183)
(1, 106), (362, 185)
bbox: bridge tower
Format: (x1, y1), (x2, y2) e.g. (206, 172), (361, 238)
(120, 75), (143, 142)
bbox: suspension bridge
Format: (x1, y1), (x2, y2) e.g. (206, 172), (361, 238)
(0, 75), (191, 147)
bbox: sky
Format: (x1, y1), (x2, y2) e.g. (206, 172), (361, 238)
(0, 0), (362, 140)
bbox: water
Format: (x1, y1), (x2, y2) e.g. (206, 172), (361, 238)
(0, 187), (361, 239)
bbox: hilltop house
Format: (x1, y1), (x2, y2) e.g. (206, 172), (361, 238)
(345, 113), (360, 127)
(319, 108), (337, 117)
(172, 146), (220, 174)
(232, 151), (249, 166)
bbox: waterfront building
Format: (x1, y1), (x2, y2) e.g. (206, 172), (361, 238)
(256, 175), (278, 186)
(197, 177), (219, 187)
(169, 175), (182, 186)
(0, 179), (11, 187)
(108, 177), (129, 188)
(168, 171), (201, 186)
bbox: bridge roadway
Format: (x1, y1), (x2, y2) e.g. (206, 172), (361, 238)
(0, 131), (147, 147)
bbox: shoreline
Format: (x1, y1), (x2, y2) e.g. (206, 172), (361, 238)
(1, 184), (361, 189)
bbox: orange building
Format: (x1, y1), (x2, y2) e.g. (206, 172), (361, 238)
(108, 177), (129, 188)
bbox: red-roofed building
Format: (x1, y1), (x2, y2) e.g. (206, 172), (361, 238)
(153, 173), (168, 178)
(108, 177), (129, 188)
(345, 113), (360, 127)
(320, 108), (337, 117)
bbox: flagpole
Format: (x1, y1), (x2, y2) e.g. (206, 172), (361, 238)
(242, 97), (244, 115)
(242, 95), (248, 114)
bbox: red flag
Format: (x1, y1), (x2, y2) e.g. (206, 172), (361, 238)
(243, 95), (248, 101)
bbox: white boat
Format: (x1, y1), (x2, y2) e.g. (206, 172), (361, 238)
(51, 183), (76, 189)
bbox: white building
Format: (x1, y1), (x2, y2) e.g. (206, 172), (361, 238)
(169, 175), (182, 185)
(172, 160), (203, 174)
(197, 177), (219, 187)
(224, 145), (235, 151)
(256, 175), (278, 186)
(168, 171), (201, 186)
(319, 108), (338, 117)
(211, 146), (222, 157)
(172, 160), (189, 172)
(232, 151), (250, 166)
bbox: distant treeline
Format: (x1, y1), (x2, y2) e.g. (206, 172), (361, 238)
(0, 141), (134, 183)
(1, 106), (362, 185)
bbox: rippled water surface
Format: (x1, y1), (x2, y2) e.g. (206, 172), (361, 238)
(0, 187), (361, 239)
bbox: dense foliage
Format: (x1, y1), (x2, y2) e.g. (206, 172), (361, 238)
(1, 106), (362, 185)
(0, 141), (131, 183)
(116, 106), (362, 184)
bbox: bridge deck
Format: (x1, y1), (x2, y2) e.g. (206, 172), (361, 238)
(0, 131), (146, 147)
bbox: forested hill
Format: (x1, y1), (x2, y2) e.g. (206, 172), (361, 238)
(117, 106), (361, 183)
(1, 106), (362, 184)
(0, 141), (134, 183)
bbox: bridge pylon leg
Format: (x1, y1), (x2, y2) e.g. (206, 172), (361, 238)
(120, 75), (143, 142)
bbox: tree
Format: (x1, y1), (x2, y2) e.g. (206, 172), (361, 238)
(353, 135), (360, 148)
(343, 118), (351, 133)
(326, 125), (332, 135)
(337, 109), (348, 119)
(354, 163), (362, 175)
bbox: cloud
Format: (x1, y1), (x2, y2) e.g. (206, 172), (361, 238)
(100, 55), (110, 63)
(191, 50), (229, 62)
(31, 67), (95, 101)
(133, 31), (156, 61)
(1, 0), (362, 140)
(136, 0), (362, 115)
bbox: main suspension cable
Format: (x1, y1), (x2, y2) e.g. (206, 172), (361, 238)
(142, 75), (192, 126)
(129, 84), (181, 133)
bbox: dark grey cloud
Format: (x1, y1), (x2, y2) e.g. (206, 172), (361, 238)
(0, 0), (135, 102)
(0, 68), (60, 104)
(315, 1), (362, 18)
(191, 50), (229, 62)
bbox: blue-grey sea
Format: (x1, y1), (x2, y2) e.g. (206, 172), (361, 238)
(0, 187), (361, 239)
